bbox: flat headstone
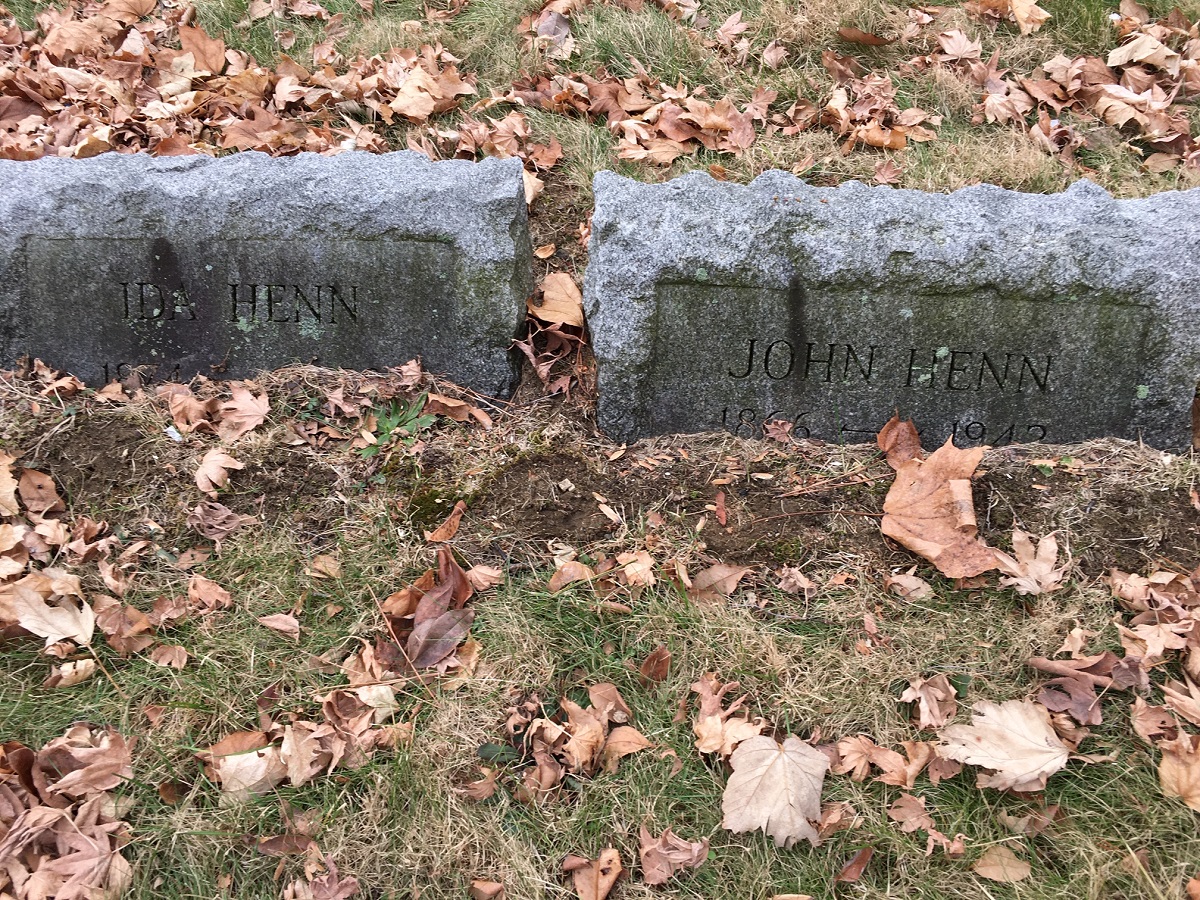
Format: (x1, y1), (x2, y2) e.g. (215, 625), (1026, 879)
(585, 171), (1200, 449)
(0, 151), (532, 395)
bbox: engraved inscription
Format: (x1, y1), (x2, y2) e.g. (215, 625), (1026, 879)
(121, 283), (198, 321)
(228, 284), (359, 324)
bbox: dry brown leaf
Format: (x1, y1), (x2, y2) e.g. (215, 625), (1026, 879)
(466, 565), (504, 590)
(691, 673), (767, 757)
(188, 573), (232, 613)
(1160, 733), (1200, 811)
(601, 726), (652, 773)
(218, 383), (270, 442)
(425, 499), (468, 542)
(638, 824), (708, 885)
(888, 793), (935, 832)
(258, 613), (301, 641)
(885, 568), (933, 599)
(901, 674), (958, 729)
(835, 847), (874, 883)
(149, 644), (189, 670)
(994, 530), (1067, 595)
(469, 881), (505, 900)
(877, 414), (923, 469)
(881, 439), (997, 578)
(19, 468), (65, 515)
(721, 735), (829, 848)
(689, 563), (750, 600)
(11, 586), (95, 647)
(531, 273), (584, 328)
(43, 658), (98, 687)
(563, 848), (623, 900)
(549, 560), (595, 592)
(972, 845), (1031, 882)
(0, 452), (20, 516)
(638, 643), (671, 687)
(195, 447), (244, 496)
(939, 700), (1069, 792)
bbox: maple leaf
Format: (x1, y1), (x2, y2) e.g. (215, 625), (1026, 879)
(722, 735), (829, 848)
(187, 500), (254, 544)
(938, 700), (1070, 792)
(149, 644), (189, 669)
(691, 673), (768, 757)
(762, 40), (788, 69)
(714, 11), (748, 47)
(218, 383), (270, 442)
(901, 674), (958, 729)
(188, 573), (232, 613)
(1131, 697), (1179, 745)
(888, 792), (935, 832)
(1163, 678), (1200, 728)
(195, 447), (244, 496)
(880, 438), (998, 579)
(11, 585), (95, 647)
(201, 733), (288, 801)
(563, 849), (623, 900)
(638, 825), (708, 885)
(994, 530), (1067, 595)
(39, 724), (134, 798)
(601, 725), (652, 773)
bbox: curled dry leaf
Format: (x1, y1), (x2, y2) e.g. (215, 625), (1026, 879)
(881, 438), (997, 579)
(638, 825), (708, 885)
(885, 567), (932, 600)
(18, 468), (65, 515)
(901, 674), (958, 729)
(43, 658), (98, 687)
(563, 848), (623, 900)
(994, 530), (1067, 596)
(691, 672), (768, 757)
(601, 726), (652, 774)
(722, 735), (829, 848)
(425, 499), (468, 542)
(877, 414), (923, 469)
(195, 447), (244, 496)
(466, 565), (504, 590)
(939, 700), (1070, 792)
(188, 573), (232, 613)
(834, 846), (874, 883)
(638, 643), (671, 687)
(531, 273), (585, 328)
(11, 587), (95, 648)
(149, 644), (189, 670)
(469, 881), (505, 900)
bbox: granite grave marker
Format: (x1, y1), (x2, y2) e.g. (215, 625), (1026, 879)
(584, 171), (1200, 449)
(0, 151), (532, 395)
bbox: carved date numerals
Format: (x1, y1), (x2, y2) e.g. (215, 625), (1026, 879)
(951, 420), (1047, 445)
(720, 407), (811, 439)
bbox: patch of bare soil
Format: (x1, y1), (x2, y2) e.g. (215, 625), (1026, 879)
(472, 438), (1200, 576)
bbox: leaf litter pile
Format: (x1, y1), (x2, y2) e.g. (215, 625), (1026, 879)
(1, 360), (1200, 898)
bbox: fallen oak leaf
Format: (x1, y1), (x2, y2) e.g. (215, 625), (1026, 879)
(881, 438), (997, 579)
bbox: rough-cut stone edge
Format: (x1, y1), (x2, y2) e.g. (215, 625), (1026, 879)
(584, 169), (1200, 448)
(0, 151), (532, 397)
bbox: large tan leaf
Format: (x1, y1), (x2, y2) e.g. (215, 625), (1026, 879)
(721, 735), (829, 848)
(195, 447), (243, 496)
(939, 700), (1069, 792)
(881, 439), (997, 579)
(1160, 733), (1200, 812)
(11, 585), (95, 647)
(217, 383), (270, 442)
(530, 273), (584, 328)
(972, 845), (1031, 882)
(1009, 0), (1050, 35)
